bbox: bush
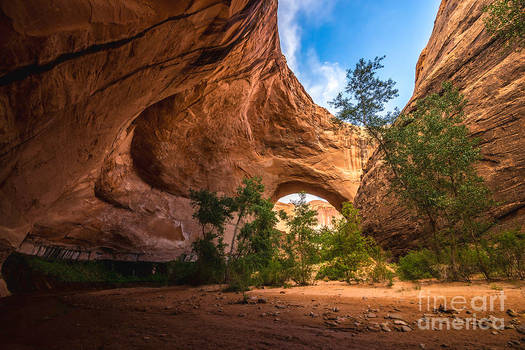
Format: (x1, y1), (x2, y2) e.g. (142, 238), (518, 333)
(190, 233), (227, 285)
(282, 193), (320, 285)
(3, 252), (171, 293)
(166, 260), (197, 285)
(484, 0), (525, 48)
(368, 246), (395, 283)
(223, 257), (255, 292)
(255, 258), (288, 287)
(454, 246), (488, 282)
(316, 203), (385, 283)
(485, 229), (525, 279)
(397, 249), (439, 281)
(397, 229), (525, 282)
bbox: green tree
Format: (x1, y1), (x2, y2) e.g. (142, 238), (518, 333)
(282, 192), (320, 285)
(229, 177), (265, 255)
(383, 83), (492, 279)
(228, 198), (284, 290)
(330, 56), (398, 145)
(332, 57), (493, 280)
(484, 0), (525, 48)
(317, 203), (373, 282)
(189, 179), (285, 289)
(189, 189), (235, 284)
(189, 189), (235, 237)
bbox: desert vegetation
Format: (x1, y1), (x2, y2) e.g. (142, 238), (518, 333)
(330, 55), (524, 283)
(484, 0), (525, 48)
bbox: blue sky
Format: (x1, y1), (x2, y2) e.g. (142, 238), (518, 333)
(276, 0), (441, 203)
(277, 0), (441, 114)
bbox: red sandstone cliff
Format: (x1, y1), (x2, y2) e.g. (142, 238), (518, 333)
(355, 0), (525, 254)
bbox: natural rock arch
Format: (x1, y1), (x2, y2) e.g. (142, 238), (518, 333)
(270, 181), (348, 210)
(0, 0), (372, 295)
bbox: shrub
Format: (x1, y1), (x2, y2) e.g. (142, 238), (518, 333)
(484, 0), (525, 48)
(190, 233), (227, 285)
(397, 249), (439, 281)
(368, 245), (395, 283)
(454, 245), (488, 282)
(282, 193), (320, 285)
(166, 260), (197, 285)
(316, 203), (394, 283)
(255, 258), (288, 287)
(223, 257), (256, 292)
(486, 229), (525, 279)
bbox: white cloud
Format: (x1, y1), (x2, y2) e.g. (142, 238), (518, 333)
(303, 50), (346, 114)
(278, 0), (302, 73)
(278, 0), (344, 114)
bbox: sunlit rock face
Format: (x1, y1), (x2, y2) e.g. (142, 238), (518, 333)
(274, 200), (342, 232)
(0, 0), (371, 291)
(355, 0), (525, 255)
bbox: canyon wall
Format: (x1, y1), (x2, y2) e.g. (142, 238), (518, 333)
(274, 200), (342, 232)
(355, 0), (525, 254)
(0, 0), (371, 295)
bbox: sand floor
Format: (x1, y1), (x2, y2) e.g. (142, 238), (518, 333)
(0, 281), (524, 349)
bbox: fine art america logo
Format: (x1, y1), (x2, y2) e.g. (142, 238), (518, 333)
(417, 291), (506, 331)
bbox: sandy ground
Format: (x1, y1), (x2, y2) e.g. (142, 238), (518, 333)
(0, 281), (524, 349)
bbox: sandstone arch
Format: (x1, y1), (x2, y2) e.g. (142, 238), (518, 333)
(271, 182), (348, 211)
(0, 0), (371, 297)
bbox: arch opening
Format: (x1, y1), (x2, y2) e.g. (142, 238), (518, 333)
(273, 190), (343, 231)
(270, 181), (350, 211)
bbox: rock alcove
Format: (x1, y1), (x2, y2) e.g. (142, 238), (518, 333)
(1, 0), (524, 298)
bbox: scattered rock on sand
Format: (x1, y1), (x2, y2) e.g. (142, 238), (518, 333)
(508, 340), (521, 347)
(397, 325), (412, 332)
(386, 313), (406, 321)
(367, 324), (380, 332)
(508, 309), (519, 317)
(380, 323), (392, 332)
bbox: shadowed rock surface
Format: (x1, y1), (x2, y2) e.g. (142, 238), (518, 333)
(0, 0), (371, 294)
(355, 0), (525, 255)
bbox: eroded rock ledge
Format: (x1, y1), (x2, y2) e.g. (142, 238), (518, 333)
(0, 0), (370, 288)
